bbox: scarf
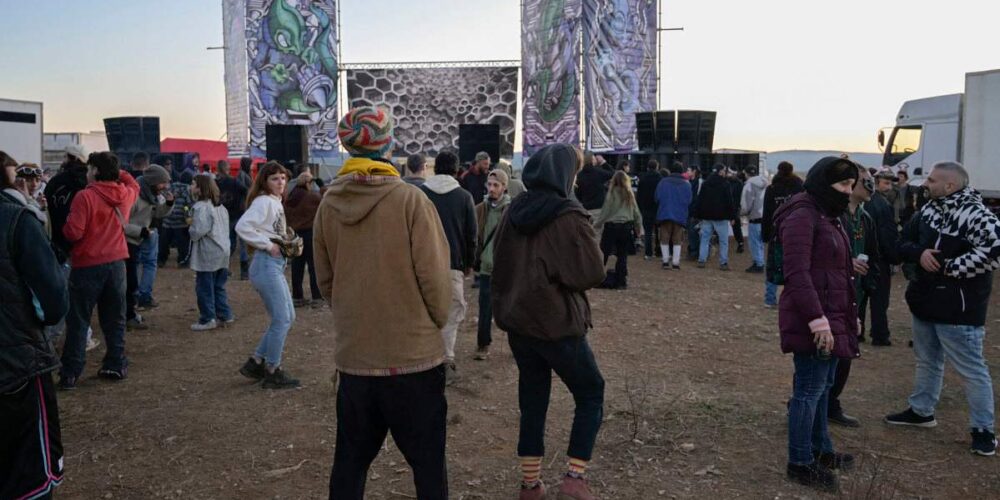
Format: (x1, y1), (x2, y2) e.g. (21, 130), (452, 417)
(337, 157), (399, 178)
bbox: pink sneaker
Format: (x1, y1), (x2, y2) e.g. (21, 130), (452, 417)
(556, 475), (594, 500)
(519, 481), (546, 500)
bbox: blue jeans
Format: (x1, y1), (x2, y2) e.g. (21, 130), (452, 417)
(137, 229), (158, 303)
(698, 219), (730, 265)
(60, 261), (128, 378)
(195, 269), (233, 324)
(765, 281), (779, 306)
(748, 222), (764, 267)
(249, 252), (295, 369)
(908, 316), (995, 431)
(788, 354), (837, 465)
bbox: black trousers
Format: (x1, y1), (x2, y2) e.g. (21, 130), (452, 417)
(827, 358), (852, 415)
(641, 210), (657, 257)
(291, 228), (321, 300)
(0, 374), (63, 500)
(869, 266), (892, 342)
(731, 219), (744, 245)
(600, 222), (632, 287)
(329, 366), (448, 500)
(477, 275), (493, 348)
(125, 243), (139, 321)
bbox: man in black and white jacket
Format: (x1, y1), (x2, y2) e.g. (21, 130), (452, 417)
(885, 161), (1000, 457)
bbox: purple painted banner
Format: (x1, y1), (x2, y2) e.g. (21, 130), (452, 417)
(583, 0), (657, 151)
(521, 0), (582, 154)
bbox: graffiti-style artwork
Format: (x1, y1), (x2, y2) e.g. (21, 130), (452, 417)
(583, 0), (657, 151)
(521, 0), (582, 154)
(246, 0), (338, 159)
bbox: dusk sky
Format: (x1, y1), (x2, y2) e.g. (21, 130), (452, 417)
(1, 0), (997, 153)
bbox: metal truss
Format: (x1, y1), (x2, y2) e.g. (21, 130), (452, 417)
(340, 60), (521, 70)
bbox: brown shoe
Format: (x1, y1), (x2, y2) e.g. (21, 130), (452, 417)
(557, 475), (594, 500)
(519, 481), (546, 500)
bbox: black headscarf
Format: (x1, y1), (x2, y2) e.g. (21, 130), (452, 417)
(804, 157), (859, 216)
(508, 143), (583, 234)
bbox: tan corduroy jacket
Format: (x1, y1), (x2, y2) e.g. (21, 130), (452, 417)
(313, 166), (451, 376)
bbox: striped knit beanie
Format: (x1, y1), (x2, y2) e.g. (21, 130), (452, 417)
(338, 106), (395, 158)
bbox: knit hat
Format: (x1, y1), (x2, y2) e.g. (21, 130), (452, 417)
(488, 169), (509, 186)
(143, 164), (171, 186)
(475, 151), (491, 162)
(338, 106), (395, 158)
(66, 144), (89, 164)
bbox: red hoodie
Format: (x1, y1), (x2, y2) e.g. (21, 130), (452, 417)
(63, 171), (140, 268)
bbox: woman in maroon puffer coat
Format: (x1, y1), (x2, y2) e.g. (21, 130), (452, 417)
(773, 157), (860, 493)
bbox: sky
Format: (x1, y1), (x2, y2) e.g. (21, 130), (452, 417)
(1, 0), (998, 153)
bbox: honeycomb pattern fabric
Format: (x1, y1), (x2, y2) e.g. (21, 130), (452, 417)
(346, 67), (519, 158)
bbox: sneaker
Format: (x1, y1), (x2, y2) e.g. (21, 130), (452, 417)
(815, 451), (855, 471)
(136, 298), (159, 311)
(262, 367), (301, 389)
(445, 362), (458, 386)
(786, 462), (838, 492)
(884, 408), (937, 428)
(671, 264), (681, 270)
(720, 264), (730, 271)
(557, 474), (594, 500)
(190, 320), (218, 331)
(661, 262), (670, 270)
(57, 375), (77, 390)
(971, 429), (997, 456)
(126, 315), (149, 331)
(872, 338), (892, 347)
(828, 411), (861, 428)
(239, 357), (267, 381)
(643, 255), (651, 261)
(98, 360), (128, 381)
(218, 316), (236, 326)
(697, 261), (706, 269)
(519, 481), (546, 500)
(473, 345), (489, 361)
(85, 336), (101, 352)
(293, 298), (308, 308)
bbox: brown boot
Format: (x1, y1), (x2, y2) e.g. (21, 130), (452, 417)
(519, 481), (546, 500)
(557, 475), (594, 500)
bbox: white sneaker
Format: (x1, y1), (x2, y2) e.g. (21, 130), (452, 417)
(190, 320), (218, 331)
(85, 336), (100, 351)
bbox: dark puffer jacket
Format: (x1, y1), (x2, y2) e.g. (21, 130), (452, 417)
(774, 192), (860, 359)
(0, 193), (69, 393)
(694, 174), (737, 221)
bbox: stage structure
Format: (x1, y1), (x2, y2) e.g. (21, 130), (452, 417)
(345, 63), (519, 158)
(521, 0), (583, 155)
(222, 0), (249, 157)
(583, 0), (658, 152)
(244, 0), (340, 160)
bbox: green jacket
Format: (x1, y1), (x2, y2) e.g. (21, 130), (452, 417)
(595, 189), (642, 228)
(475, 194), (511, 276)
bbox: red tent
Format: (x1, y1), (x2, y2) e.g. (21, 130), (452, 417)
(159, 138), (264, 177)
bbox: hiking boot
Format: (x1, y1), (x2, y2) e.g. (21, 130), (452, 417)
(971, 429), (998, 456)
(58, 375), (77, 391)
(239, 357), (267, 381)
(885, 408), (937, 428)
(697, 261), (706, 269)
(720, 263), (730, 271)
(557, 474), (594, 500)
(293, 298), (308, 308)
(815, 451), (855, 471)
(98, 359), (128, 381)
(519, 481), (546, 500)
(262, 368), (301, 389)
(190, 319), (218, 331)
(136, 298), (159, 311)
(445, 362), (458, 386)
(473, 345), (489, 361)
(126, 315), (149, 331)
(786, 462), (838, 492)
(745, 264), (764, 273)
(828, 410), (861, 428)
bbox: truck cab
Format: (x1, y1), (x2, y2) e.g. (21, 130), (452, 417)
(879, 94), (962, 175)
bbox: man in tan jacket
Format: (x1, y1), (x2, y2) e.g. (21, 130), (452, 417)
(314, 107), (452, 499)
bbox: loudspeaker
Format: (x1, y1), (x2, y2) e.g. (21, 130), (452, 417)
(458, 124), (500, 164)
(265, 125), (307, 169)
(654, 111), (676, 153)
(635, 112), (655, 151)
(697, 111), (716, 153)
(675, 111), (716, 154)
(104, 116), (160, 154)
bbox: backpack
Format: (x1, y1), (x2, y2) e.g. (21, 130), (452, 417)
(767, 209), (820, 286)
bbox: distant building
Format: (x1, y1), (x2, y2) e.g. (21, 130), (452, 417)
(43, 132), (108, 170)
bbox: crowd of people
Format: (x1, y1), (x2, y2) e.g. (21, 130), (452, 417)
(2, 103), (999, 499)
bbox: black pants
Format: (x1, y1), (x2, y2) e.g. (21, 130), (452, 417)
(330, 366), (448, 500)
(641, 210), (657, 257)
(477, 274), (493, 348)
(60, 261), (128, 378)
(731, 219), (744, 245)
(158, 227), (190, 266)
(0, 374), (63, 500)
(508, 333), (605, 460)
(125, 243), (139, 321)
(291, 228), (321, 300)
(600, 222), (632, 287)
(827, 358), (852, 416)
(869, 265), (892, 342)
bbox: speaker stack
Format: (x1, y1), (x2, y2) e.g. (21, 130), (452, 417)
(458, 124), (501, 164)
(265, 124), (307, 170)
(104, 116), (161, 166)
(675, 110), (716, 154)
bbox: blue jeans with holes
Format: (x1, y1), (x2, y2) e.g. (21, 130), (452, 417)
(908, 316), (995, 431)
(748, 222), (764, 267)
(249, 252), (295, 369)
(137, 228), (158, 304)
(195, 269), (233, 324)
(698, 220), (730, 265)
(788, 354), (837, 465)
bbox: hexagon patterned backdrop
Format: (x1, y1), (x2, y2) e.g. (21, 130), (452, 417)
(346, 67), (519, 158)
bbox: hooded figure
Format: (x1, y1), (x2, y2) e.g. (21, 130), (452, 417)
(496, 159), (526, 199)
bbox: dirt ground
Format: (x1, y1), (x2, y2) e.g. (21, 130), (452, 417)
(54, 248), (1000, 499)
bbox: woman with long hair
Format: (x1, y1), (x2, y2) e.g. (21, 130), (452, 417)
(595, 170), (643, 289)
(235, 161), (299, 389)
(188, 174), (233, 331)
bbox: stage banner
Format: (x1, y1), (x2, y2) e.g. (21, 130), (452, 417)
(346, 67), (519, 157)
(583, 0), (657, 151)
(521, 0), (582, 154)
(223, 0), (249, 158)
(246, 0), (339, 160)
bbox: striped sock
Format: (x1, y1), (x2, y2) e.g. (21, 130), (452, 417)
(520, 456), (543, 488)
(567, 457), (588, 478)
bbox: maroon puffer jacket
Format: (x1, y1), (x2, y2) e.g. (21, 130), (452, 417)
(774, 193), (860, 359)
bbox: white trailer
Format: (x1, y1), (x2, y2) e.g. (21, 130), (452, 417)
(0, 98), (43, 165)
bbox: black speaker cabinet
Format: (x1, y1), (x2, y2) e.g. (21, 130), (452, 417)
(654, 111), (676, 153)
(265, 124), (307, 169)
(104, 116), (160, 155)
(676, 110), (716, 154)
(634, 112), (655, 151)
(458, 124), (500, 164)
(696, 111), (716, 153)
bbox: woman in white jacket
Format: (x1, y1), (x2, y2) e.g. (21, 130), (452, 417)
(188, 174), (233, 331)
(235, 162), (299, 389)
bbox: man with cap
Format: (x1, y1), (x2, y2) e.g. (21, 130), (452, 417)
(863, 169), (901, 346)
(473, 168), (511, 360)
(314, 106), (451, 499)
(461, 151), (492, 204)
(123, 164), (173, 329)
(45, 145), (91, 264)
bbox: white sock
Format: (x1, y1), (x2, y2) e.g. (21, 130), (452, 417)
(672, 246), (682, 266)
(660, 244), (670, 263)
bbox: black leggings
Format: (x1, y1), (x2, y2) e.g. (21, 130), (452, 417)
(600, 222), (633, 287)
(290, 228), (320, 300)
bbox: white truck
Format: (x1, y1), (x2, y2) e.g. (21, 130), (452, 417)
(0, 98), (44, 165)
(878, 69), (1000, 202)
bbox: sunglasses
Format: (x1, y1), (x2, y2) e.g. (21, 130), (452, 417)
(15, 165), (43, 177)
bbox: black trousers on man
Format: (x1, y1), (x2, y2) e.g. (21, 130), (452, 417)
(125, 243), (140, 321)
(868, 266), (892, 343)
(329, 366), (448, 500)
(827, 358), (852, 417)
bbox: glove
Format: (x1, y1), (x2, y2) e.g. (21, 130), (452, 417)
(139, 227), (150, 240)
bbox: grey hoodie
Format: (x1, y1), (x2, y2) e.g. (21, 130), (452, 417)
(189, 200), (231, 272)
(741, 175), (769, 220)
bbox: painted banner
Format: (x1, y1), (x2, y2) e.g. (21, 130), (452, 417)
(346, 67), (519, 157)
(246, 0), (339, 160)
(521, 0), (582, 154)
(583, 0), (657, 151)
(223, 0), (249, 158)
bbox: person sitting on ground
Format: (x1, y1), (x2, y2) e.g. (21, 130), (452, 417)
(188, 174), (233, 331)
(492, 143), (607, 500)
(655, 161), (693, 270)
(473, 168), (511, 360)
(595, 170), (643, 289)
